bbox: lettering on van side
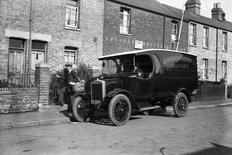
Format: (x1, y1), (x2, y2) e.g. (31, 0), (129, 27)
(163, 55), (196, 70)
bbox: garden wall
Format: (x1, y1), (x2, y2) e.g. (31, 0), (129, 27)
(0, 87), (38, 114)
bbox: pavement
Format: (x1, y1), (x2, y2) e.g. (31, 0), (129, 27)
(1, 99), (232, 130)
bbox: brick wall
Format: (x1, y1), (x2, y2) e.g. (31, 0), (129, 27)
(189, 24), (232, 84)
(0, 0), (104, 77)
(0, 88), (38, 114)
(103, 1), (188, 55)
(0, 62), (50, 114)
(35, 62), (50, 107)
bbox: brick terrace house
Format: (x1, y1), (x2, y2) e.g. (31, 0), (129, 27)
(164, 0), (232, 83)
(1, 0), (232, 84)
(103, 0), (189, 56)
(0, 0), (104, 83)
(104, 0), (232, 84)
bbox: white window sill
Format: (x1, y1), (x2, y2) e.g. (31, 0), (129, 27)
(119, 32), (132, 36)
(189, 44), (196, 47)
(65, 26), (80, 31)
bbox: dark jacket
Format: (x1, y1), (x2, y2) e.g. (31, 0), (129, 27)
(64, 69), (80, 87)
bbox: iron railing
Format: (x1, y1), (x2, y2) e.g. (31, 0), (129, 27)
(0, 72), (35, 88)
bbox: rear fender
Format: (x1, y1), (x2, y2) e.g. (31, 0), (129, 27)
(173, 88), (191, 104)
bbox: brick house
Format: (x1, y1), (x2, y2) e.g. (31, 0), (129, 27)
(103, 0), (232, 83)
(165, 0), (232, 83)
(1, 0), (232, 85)
(0, 0), (104, 82)
(103, 0), (189, 56)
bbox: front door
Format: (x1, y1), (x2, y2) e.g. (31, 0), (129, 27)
(8, 50), (24, 84)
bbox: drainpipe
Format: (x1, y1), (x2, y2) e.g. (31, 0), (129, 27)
(162, 15), (166, 49)
(176, 6), (185, 51)
(27, 0), (32, 85)
(215, 28), (218, 82)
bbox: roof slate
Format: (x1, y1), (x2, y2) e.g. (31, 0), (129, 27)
(163, 4), (232, 32)
(109, 0), (232, 32)
(109, 0), (177, 17)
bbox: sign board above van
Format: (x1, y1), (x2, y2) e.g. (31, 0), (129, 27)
(135, 40), (143, 49)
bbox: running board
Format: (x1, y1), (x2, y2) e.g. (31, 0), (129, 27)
(136, 101), (157, 112)
(139, 106), (157, 112)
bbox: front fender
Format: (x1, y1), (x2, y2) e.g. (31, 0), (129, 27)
(107, 89), (137, 109)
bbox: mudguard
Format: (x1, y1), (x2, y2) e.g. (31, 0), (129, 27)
(107, 89), (137, 109)
(173, 88), (191, 103)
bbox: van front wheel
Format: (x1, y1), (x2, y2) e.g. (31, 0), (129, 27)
(72, 96), (91, 122)
(173, 93), (189, 117)
(108, 94), (131, 126)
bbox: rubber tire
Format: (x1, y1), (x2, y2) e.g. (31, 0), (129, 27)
(173, 93), (189, 117)
(72, 96), (90, 122)
(108, 94), (131, 126)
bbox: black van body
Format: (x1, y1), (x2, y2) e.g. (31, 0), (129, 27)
(72, 49), (198, 126)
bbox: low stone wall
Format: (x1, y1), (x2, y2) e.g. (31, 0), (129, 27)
(0, 87), (38, 114)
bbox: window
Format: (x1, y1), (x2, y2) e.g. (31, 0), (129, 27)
(203, 27), (209, 48)
(222, 61), (227, 78)
(223, 32), (228, 51)
(65, 0), (79, 28)
(171, 21), (178, 50)
(202, 59), (208, 79)
(64, 47), (77, 64)
(190, 23), (196, 45)
(120, 7), (131, 34)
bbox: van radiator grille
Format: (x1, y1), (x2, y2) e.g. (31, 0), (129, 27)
(91, 83), (102, 100)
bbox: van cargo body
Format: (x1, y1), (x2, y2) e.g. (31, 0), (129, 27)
(72, 49), (198, 126)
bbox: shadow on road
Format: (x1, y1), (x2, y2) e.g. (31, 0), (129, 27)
(60, 108), (175, 126)
(182, 143), (232, 155)
(148, 108), (176, 117)
(89, 112), (142, 126)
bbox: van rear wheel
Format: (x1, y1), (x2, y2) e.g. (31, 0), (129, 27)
(108, 94), (131, 126)
(173, 93), (189, 117)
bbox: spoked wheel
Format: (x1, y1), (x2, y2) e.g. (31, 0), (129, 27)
(108, 94), (131, 126)
(72, 96), (91, 122)
(173, 93), (189, 117)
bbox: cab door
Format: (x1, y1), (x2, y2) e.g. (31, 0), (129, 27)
(127, 54), (153, 101)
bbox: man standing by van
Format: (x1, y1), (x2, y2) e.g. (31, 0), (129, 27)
(64, 63), (80, 112)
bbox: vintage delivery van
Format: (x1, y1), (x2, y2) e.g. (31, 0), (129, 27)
(72, 49), (198, 126)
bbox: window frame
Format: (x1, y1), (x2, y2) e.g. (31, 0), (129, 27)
(222, 31), (228, 51)
(64, 47), (78, 65)
(203, 26), (209, 48)
(171, 21), (179, 50)
(119, 7), (131, 35)
(65, 0), (80, 29)
(189, 23), (197, 46)
(202, 59), (208, 79)
(222, 61), (227, 79)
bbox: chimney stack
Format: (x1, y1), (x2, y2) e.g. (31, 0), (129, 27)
(211, 3), (225, 21)
(185, 0), (201, 15)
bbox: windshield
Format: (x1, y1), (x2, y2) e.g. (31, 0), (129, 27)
(101, 56), (135, 75)
(101, 54), (154, 78)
